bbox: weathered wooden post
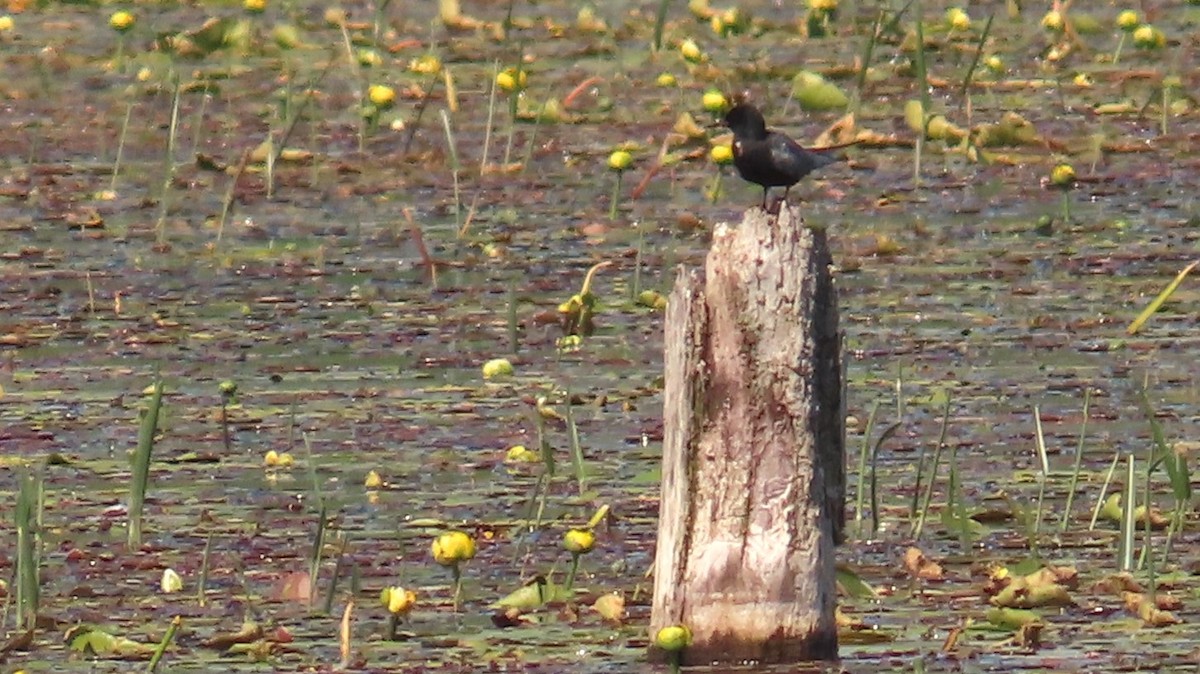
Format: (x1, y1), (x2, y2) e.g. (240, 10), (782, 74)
(650, 204), (843, 665)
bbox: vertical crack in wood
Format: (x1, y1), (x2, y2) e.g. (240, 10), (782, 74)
(652, 206), (840, 664)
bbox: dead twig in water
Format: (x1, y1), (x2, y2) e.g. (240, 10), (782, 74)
(404, 207), (439, 287)
(402, 68), (444, 156)
(563, 76), (603, 109)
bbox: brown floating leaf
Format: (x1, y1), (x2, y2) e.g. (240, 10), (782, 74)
(1124, 592), (1182, 627)
(1025, 565), (1079, 590)
(1154, 594), (1184, 612)
(201, 618), (264, 650)
(592, 593), (625, 624)
(275, 571), (312, 603)
(65, 208), (104, 229)
(491, 606), (535, 628)
(480, 162), (525, 175)
(903, 547), (945, 581)
(1014, 621), (1044, 649)
(226, 639), (279, 661)
(990, 575), (1073, 609)
(0, 629), (33, 654)
(1092, 572), (1143, 595)
(672, 112), (706, 140)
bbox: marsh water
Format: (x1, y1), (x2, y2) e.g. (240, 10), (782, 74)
(1, 0), (1198, 671)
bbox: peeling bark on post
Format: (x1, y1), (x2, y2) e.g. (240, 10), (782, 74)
(650, 204), (843, 665)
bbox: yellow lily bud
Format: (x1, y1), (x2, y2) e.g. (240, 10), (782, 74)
(679, 38), (703, 63)
(563, 529), (596, 554)
(431, 531), (476, 566)
(1116, 10), (1139, 32)
(1050, 163), (1075, 188)
(109, 11), (135, 32)
(655, 624), (692, 651)
(482, 358), (514, 379)
(367, 84), (396, 108)
(608, 150), (633, 171)
(701, 89), (727, 114)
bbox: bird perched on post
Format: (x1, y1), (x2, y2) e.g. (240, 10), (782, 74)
(722, 103), (846, 212)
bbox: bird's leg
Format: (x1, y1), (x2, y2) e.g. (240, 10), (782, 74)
(761, 188), (769, 212)
(766, 191), (783, 216)
(770, 186), (792, 217)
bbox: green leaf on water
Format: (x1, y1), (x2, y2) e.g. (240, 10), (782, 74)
(791, 71), (849, 112)
(941, 507), (988, 541)
(68, 626), (156, 658)
(628, 467), (661, 484)
(492, 576), (570, 610)
(1007, 556), (1045, 577)
(984, 607), (1043, 631)
(836, 564), (877, 599)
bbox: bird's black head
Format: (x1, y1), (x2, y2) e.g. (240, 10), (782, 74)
(723, 104), (769, 141)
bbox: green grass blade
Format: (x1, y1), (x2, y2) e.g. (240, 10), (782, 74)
(507, 280), (519, 354)
(109, 101), (134, 193)
(651, 0), (670, 51)
(309, 501), (328, 609)
(1032, 405), (1049, 539)
(481, 60), (500, 173)
(129, 379), (164, 550)
(1118, 457), (1135, 572)
(632, 226), (645, 299)
(958, 13), (994, 101)
(272, 55), (335, 166)
(535, 406), (556, 476)
(1140, 387), (1191, 505)
(912, 1), (930, 186)
(502, 0), (517, 36)
(565, 396), (587, 495)
(323, 533), (348, 615)
(852, 11), (884, 116)
(1088, 450), (1121, 531)
(870, 422), (902, 538)
(197, 532), (213, 607)
(1139, 437), (1155, 584)
(881, 0), (915, 36)
(15, 473), (43, 630)
(519, 99), (549, 172)
(943, 432), (967, 542)
(1127, 260), (1198, 335)
(155, 77), (182, 247)
(440, 110), (462, 227)
(912, 394), (951, 539)
(1061, 389), (1091, 533)
(913, 0), (930, 112)
(854, 401), (880, 539)
(146, 616), (181, 673)
(533, 412), (554, 529)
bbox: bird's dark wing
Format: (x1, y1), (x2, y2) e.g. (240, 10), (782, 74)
(768, 133), (840, 182)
